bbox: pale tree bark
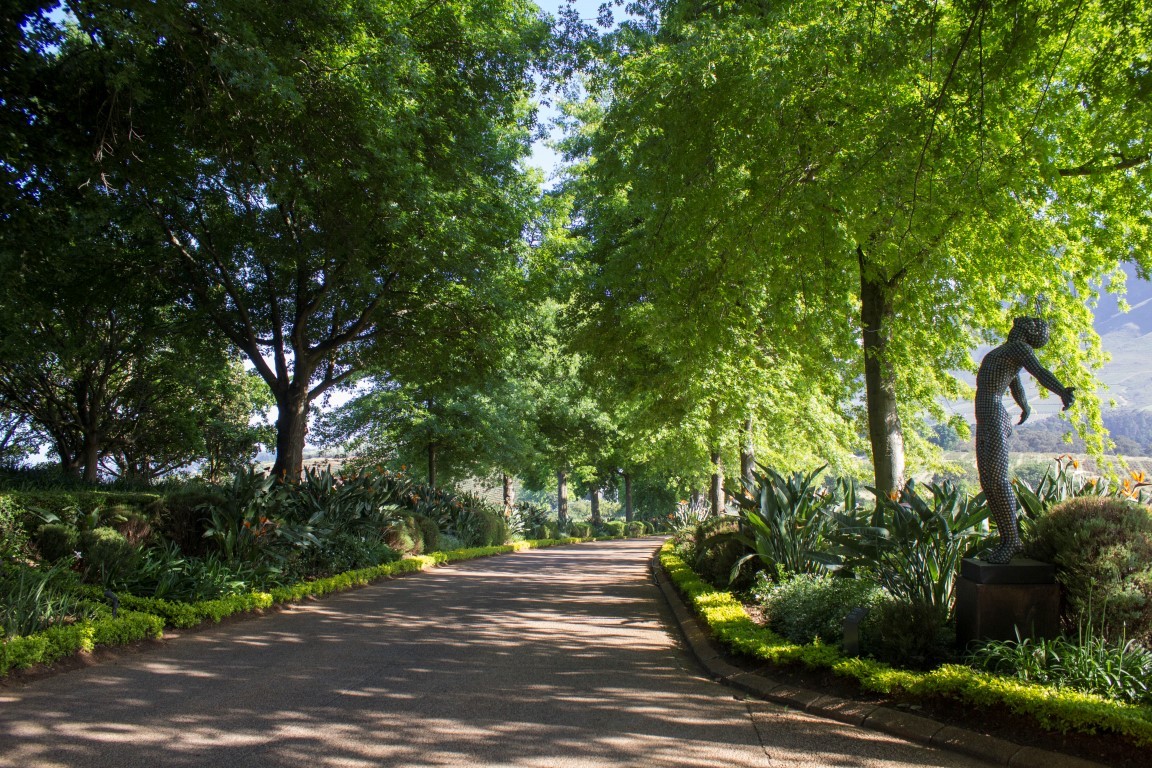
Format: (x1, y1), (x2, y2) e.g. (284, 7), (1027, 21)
(740, 417), (755, 488)
(557, 470), (569, 529)
(623, 472), (633, 523)
(709, 448), (724, 517)
(859, 246), (906, 496)
(502, 473), (515, 516)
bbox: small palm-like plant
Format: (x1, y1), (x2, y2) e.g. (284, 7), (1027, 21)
(727, 465), (840, 582)
(829, 480), (992, 617)
(1013, 454), (1107, 530)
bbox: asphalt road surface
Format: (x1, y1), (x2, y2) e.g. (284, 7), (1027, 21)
(0, 538), (996, 767)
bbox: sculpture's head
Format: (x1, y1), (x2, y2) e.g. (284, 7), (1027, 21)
(1009, 316), (1050, 348)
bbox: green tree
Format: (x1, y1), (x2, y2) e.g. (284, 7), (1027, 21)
(565, 0), (1152, 494)
(8, 0), (547, 479)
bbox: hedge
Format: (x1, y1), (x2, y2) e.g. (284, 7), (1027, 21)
(659, 540), (1152, 746)
(1, 536), (592, 676)
(0, 610), (164, 676)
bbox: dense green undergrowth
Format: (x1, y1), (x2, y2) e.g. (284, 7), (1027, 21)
(660, 541), (1152, 747)
(1, 536), (592, 675)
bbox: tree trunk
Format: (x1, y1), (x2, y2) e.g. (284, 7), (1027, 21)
(55, 438), (82, 478)
(860, 255), (905, 496)
(557, 470), (568, 529)
(590, 485), (601, 526)
(740, 417), (755, 488)
(709, 448), (724, 517)
(271, 388), (309, 481)
(502, 473), (514, 516)
(81, 434), (101, 484)
(427, 441), (438, 488)
(690, 489), (702, 508)
(623, 472), (633, 523)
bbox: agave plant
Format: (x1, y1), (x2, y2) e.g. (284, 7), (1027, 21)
(727, 465), (841, 582)
(829, 480), (992, 617)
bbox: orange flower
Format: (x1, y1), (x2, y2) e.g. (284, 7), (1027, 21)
(887, 490), (900, 502)
(1072, 459), (1080, 469)
(1131, 470), (1147, 484)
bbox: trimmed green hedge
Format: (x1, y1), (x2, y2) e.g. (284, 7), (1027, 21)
(659, 540), (1152, 747)
(0, 610), (164, 676)
(1, 536), (591, 676)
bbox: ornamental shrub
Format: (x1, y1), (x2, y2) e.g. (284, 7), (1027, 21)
(412, 514), (440, 553)
(691, 516), (749, 588)
(624, 521), (645, 537)
(81, 526), (138, 585)
(568, 521), (593, 538)
(600, 520), (625, 537)
(35, 523), (79, 563)
(753, 571), (884, 647)
(0, 497), (33, 562)
(148, 486), (226, 556)
(1024, 497), (1152, 645)
(528, 522), (557, 540)
(969, 631), (1152, 706)
(862, 598), (957, 670)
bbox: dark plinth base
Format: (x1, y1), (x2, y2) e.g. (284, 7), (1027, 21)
(955, 558), (1061, 649)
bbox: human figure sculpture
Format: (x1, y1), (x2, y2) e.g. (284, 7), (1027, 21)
(975, 317), (1075, 564)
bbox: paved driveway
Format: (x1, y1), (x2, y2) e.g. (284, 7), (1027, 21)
(0, 539), (994, 767)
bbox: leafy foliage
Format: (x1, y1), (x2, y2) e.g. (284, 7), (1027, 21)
(753, 570), (884, 647)
(1, 560), (91, 638)
(660, 540), (1152, 747)
(728, 465), (840, 580)
(970, 631), (1152, 707)
(1025, 496), (1152, 645)
(829, 480), (992, 618)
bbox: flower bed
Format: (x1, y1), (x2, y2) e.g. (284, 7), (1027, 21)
(660, 540), (1152, 747)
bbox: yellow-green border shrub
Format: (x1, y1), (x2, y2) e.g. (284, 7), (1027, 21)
(659, 540), (1152, 746)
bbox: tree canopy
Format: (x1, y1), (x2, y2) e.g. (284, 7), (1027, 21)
(558, 0), (1152, 493)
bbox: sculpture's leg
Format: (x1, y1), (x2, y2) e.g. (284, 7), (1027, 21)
(976, 417), (1022, 564)
(983, 480), (1022, 564)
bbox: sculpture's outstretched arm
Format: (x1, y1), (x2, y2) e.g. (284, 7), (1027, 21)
(1019, 346), (1075, 409)
(1009, 374), (1030, 425)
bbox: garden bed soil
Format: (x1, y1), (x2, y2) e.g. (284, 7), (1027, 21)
(735, 606), (1146, 768)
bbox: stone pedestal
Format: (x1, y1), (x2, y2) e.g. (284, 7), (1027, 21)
(955, 558), (1061, 649)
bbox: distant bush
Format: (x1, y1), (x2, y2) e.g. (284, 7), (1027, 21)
(624, 521), (645, 537)
(147, 486), (226, 556)
(599, 520), (625, 537)
(568, 521), (592, 538)
(0, 497), (33, 562)
(528, 522), (557, 540)
(413, 514), (440, 553)
(1025, 497), (1152, 645)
